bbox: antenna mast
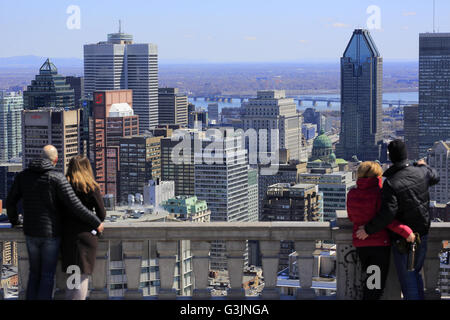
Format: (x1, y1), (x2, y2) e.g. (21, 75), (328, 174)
(119, 19), (122, 33)
(433, 0), (436, 33)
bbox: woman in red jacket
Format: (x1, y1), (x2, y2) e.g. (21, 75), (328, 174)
(347, 161), (414, 300)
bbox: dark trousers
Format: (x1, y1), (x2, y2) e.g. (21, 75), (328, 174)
(356, 246), (391, 300)
(25, 236), (61, 300)
(392, 234), (428, 300)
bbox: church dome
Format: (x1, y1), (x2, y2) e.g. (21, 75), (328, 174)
(313, 130), (332, 148)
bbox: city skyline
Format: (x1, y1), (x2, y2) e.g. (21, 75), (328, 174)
(1, 0), (449, 63)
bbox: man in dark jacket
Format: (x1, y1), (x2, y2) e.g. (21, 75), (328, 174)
(5, 145), (104, 300)
(356, 140), (440, 300)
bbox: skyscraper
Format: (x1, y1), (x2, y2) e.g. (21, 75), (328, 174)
(66, 76), (84, 108)
(22, 108), (81, 173)
(84, 29), (158, 132)
(427, 141), (450, 204)
(418, 33), (450, 157)
(242, 90), (304, 161)
(119, 135), (163, 203)
(336, 29), (383, 161)
(207, 103), (219, 123)
(161, 131), (197, 197)
(261, 183), (322, 271)
(403, 104), (419, 161)
(158, 88), (188, 126)
(91, 90), (138, 198)
(0, 91), (23, 161)
(23, 59), (75, 110)
(194, 130), (250, 269)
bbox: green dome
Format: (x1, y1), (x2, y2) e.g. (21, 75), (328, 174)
(328, 153), (336, 162)
(313, 130), (332, 148)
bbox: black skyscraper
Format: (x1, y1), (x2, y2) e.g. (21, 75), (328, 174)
(418, 33), (450, 157)
(23, 59), (75, 110)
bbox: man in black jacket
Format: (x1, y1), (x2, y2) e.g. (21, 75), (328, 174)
(356, 140), (440, 300)
(6, 145), (104, 300)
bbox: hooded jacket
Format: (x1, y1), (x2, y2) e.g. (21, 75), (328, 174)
(347, 177), (413, 247)
(5, 158), (102, 238)
(364, 160), (440, 240)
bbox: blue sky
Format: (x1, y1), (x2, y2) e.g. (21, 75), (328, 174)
(1, 0), (448, 62)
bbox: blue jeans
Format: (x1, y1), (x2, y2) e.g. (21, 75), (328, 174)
(25, 236), (61, 300)
(392, 234), (428, 300)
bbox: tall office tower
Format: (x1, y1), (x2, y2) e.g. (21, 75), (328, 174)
(194, 132), (250, 270)
(91, 90), (138, 198)
(23, 59), (75, 110)
(261, 183), (322, 270)
(428, 141), (450, 204)
(0, 91), (23, 161)
(207, 103), (219, 123)
(243, 90), (303, 161)
(298, 171), (355, 221)
(119, 135), (163, 203)
(84, 30), (158, 132)
(336, 29), (383, 161)
(403, 104), (419, 161)
(158, 88), (188, 126)
(66, 76), (84, 108)
(22, 108), (81, 173)
(160, 129), (202, 196)
(0, 163), (22, 202)
(418, 33), (450, 157)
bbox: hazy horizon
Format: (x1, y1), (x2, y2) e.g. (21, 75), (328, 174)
(1, 0), (448, 62)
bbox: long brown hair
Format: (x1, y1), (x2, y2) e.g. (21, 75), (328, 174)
(66, 155), (99, 194)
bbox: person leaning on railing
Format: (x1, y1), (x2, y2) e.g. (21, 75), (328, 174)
(356, 140), (440, 300)
(5, 145), (104, 300)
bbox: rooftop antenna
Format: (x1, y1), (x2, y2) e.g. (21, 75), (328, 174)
(119, 19), (122, 33)
(433, 0), (436, 33)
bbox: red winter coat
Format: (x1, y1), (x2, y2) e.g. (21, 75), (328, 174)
(347, 177), (412, 247)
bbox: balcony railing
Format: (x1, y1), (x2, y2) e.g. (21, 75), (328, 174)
(0, 211), (449, 300)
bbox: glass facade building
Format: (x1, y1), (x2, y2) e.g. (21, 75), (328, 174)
(0, 91), (23, 161)
(336, 29), (383, 161)
(23, 59), (75, 110)
(418, 33), (450, 157)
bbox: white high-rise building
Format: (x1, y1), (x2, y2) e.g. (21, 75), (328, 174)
(194, 130), (250, 269)
(242, 90), (305, 161)
(84, 30), (158, 132)
(0, 91), (23, 161)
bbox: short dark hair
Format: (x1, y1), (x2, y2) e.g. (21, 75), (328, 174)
(388, 139), (407, 163)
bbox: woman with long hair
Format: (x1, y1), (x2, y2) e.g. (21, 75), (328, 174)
(62, 155), (106, 300)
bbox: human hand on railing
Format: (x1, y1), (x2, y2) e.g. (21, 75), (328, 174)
(406, 232), (416, 243)
(356, 225), (369, 240)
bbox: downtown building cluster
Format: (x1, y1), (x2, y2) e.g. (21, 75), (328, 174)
(0, 26), (449, 297)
